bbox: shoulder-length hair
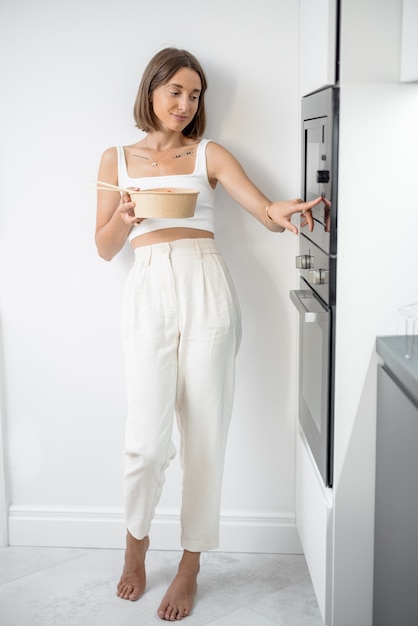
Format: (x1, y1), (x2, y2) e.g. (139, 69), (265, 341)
(133, 48), (207, 139)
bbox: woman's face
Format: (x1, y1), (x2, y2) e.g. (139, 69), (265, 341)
(151, 67), (202, 132)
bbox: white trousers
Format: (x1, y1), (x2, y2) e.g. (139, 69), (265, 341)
(121, 238), (242, 552)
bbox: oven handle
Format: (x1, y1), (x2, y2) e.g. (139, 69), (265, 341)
(290, 289), (328, 323)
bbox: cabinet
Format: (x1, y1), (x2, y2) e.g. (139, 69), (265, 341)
(299, 0), (338, 96)
(296, 0), (418, 622)
(401, 0), (418, 82)
(374, 338), (418, 626)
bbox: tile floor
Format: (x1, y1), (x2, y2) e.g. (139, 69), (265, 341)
(0, 546), (324, 625)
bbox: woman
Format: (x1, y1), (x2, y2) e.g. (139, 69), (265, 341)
(95, 47), (321, 622)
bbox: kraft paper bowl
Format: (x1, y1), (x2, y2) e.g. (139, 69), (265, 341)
(130, 187), (199, 219)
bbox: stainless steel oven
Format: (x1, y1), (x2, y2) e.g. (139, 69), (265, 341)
(290, 86), (339, 487)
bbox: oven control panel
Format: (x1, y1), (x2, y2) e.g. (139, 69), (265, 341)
(297, 234), (335, 306)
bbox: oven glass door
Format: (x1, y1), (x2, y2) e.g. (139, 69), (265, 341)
(301, 118), (331, 253)
(300, 86), (339, 256)
(290, 288), (331, 486)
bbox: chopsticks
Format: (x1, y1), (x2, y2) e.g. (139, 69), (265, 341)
(95, 180), (134, 193)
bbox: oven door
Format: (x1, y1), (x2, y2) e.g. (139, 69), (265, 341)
(290, 288), (332, 486)
(301, 86), (339, 256)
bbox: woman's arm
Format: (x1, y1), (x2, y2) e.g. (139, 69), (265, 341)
(207, 141), (321, 234)
(95, 147), (139, 261)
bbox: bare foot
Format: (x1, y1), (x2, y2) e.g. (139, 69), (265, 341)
(157, 550), (200, 621)
(117, 532), (149, 601)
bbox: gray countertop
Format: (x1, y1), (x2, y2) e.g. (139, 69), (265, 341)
(376, 336), (418, 406)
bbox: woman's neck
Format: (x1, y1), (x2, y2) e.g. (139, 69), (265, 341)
(146, 131), (186, 152)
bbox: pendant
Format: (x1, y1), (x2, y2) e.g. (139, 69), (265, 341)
(151, 162), (157, 167)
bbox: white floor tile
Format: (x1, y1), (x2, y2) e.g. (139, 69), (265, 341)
(208, 607), (278, 625)
(0, 546), (87, 585)
(0, 547), (323, 626)
(252, 580), (323, 625)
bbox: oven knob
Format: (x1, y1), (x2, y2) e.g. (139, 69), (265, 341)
(308, 269), (329, 285)
(296, 255), (314, 270)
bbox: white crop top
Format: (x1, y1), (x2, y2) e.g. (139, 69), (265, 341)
(116, 138), (215, 242)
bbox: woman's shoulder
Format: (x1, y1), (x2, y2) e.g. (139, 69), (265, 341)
(100, 146), (119, 164)
(204, 140), (244, 185)
(205, 140), (237, 163)
(204, 139), (232, 153)
(203, 139), (224, 154)
(199, 138), (230, 161)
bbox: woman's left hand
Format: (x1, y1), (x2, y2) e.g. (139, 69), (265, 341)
(266, 196), (323, 234)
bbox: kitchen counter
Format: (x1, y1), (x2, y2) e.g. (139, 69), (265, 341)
(376, 335), (418, 407)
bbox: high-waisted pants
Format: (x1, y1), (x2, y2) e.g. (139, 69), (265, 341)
(121, 238), (242, 552)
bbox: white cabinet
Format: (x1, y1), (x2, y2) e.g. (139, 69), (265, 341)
(296, 2), (418, 625)
(296, 429), (333, 623)
(401, 0), (418, 82)
(299, 0), (338, 96)
(374, 362), (418, 625)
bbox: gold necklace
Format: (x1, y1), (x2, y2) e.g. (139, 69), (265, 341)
(145, 136), (176, 167)
(132, 140), (195, 165)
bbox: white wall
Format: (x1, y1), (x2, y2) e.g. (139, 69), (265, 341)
(0, 0), (303, 551)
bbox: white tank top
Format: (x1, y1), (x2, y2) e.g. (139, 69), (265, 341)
(116, 139), (215, 242)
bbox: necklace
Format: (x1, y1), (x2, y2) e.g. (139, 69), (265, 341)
(145, 136), (176, 167)
(132, 139), (195, 165)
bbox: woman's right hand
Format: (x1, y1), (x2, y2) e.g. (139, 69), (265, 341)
(95, 148), (143, 261)
(118, 189), (143, 225)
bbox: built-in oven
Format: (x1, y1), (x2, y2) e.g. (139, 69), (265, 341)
(290, 86), (339, 487)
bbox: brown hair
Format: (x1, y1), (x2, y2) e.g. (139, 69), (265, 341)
(133, 48), (207, 139)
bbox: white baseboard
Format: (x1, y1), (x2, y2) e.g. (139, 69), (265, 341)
(8, 505), (302, 554)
